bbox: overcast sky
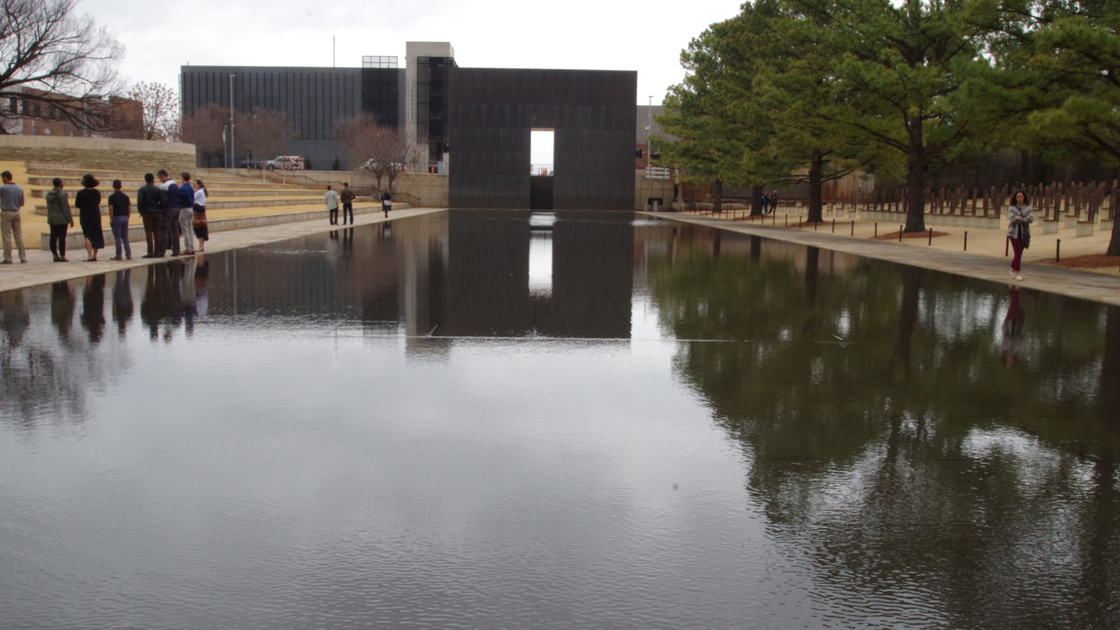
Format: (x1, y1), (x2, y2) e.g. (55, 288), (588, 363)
(79, 0), (740, 106)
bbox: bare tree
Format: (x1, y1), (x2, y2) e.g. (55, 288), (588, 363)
(124, 81), (178, 140)
(336, 114), (408, 191)
(0, 0), (124, 133)
(182, 103), (229, 167)
(236, 107), (296, 165)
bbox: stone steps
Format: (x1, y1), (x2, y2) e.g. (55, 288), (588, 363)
(25, 175), (298, 190)
(26, 181), (322, 196)
(32, 195), (355, 215)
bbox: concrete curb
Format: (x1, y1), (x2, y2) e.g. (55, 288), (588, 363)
(641, 211), (1120, 307)
(39, 203), (410, 251)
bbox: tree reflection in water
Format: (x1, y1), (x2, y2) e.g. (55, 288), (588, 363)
(648, 226), (1120, 627)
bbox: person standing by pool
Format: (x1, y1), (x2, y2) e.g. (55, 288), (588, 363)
(107, 180), (131, 261)
(381, 189), (391, 218)
(770, 190), (779, 213)
(325, 185), (339, 225)
(192, 179), (209, 252)
(45, 178), (73, 262)
(137, 173), (162, 258)
(178, 173), (196, 255)
(76, 173), (104, 262)
(761, 191), (770, 215)
(339, 182), (355, 225)
(156, 170), (181, 257)
(0, 170), (27, 264)
(1007, 190), (1034, 282)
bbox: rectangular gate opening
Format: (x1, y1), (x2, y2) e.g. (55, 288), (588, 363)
(530, 128), (554, 210)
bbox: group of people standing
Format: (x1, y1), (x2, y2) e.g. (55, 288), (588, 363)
(325, 183), (392, 224)
(761, 190), (780, 214)
(44, 170), (209, 262)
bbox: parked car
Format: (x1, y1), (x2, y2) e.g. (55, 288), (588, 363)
(239, 156), (305, 170)
(361, 159), (407, 173)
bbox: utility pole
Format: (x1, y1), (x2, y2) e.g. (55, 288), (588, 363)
(647, 95), (653, 165)
(229, 73), (235, 169)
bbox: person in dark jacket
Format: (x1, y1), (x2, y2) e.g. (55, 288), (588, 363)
(45, 178), (74, 262)
(76, 173), (103, 261)
(137, 173), (162, 258)
(156, 170), (181, 257)
(381, 190), (391, 218)
(340, 182), (356, 225)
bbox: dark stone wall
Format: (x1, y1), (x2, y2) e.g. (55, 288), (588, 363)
(449, 69), (636, 210)
(181, 66), (398, 170)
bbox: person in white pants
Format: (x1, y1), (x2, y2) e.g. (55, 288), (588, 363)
(178, 172), (197, 255)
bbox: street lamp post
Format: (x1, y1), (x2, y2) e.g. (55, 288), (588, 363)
(229, 73), (235, 169)
(647, 95), (653, 160)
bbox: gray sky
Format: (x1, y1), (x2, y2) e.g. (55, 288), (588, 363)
(79, 0), (740, 106)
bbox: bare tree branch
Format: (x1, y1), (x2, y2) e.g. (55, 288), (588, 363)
(0, 0), (124, 133)
(123, 81), (178, 140)
(236, 107), (296, 165)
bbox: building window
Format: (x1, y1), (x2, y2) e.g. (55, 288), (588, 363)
(362, 56), (398, 69)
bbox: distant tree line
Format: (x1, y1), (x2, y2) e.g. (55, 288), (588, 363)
(655, 0), (1120, 254)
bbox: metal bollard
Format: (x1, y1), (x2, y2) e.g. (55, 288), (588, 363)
(851, 220), (854, 236)
(874, 223), (878, 238)
(964, 231), (968, 251)
(1056, 239), (1061, 263)
(928, 228), (933, 246)
(832, 219), (836, 233)
(1005, 236), (1009, 257)
(899, 226), (903, 242)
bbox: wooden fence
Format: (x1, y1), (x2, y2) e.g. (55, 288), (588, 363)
(676, 181), (1118, 234)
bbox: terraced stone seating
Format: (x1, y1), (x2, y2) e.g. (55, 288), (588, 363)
(26, 163), (407, 251)
(27, 164), (328, 216)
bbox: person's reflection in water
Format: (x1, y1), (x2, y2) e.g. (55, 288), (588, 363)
(194, 255), (209, 320)
(80, 274), (106, 344)
(112, 269), (133, 337)
(1001, 285), (1025, 368)
(180, 256), (197, 337)
(141, 263), (182, 342)
(343, 227), (354, 252)
(0, 289), (30, 347)
(51, 281), (75, 343)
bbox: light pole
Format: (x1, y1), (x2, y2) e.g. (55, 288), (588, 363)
(229, 73), (235, 169)
(647, 95), (653, 159)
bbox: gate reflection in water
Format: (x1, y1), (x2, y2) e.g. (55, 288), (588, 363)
(0, 211), (1117, 630)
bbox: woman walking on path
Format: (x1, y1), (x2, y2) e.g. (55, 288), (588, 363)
(108, 179), (131, 261)
(381, 190), (391, 218)
(76, 173), (104, 262)
(1007, 190), (1034, 282)
(192, 179), (209, 251)
(45, 177), (73, 262)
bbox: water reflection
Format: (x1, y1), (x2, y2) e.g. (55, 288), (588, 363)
(0, 212), (1117, 629)
(647, 225), (1120, 628)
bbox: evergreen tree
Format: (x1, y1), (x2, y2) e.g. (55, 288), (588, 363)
(785, 0), (996, 232)
(975, 0), (1120, 254)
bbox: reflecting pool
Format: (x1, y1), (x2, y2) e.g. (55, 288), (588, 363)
(0, 211), (1117, 629)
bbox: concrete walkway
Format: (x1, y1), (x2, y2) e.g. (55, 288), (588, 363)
(0, 207), (446, 293)
(644, 211), (1120, 307)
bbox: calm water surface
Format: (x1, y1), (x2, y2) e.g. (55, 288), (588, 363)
(0, 211), (1117, 629)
